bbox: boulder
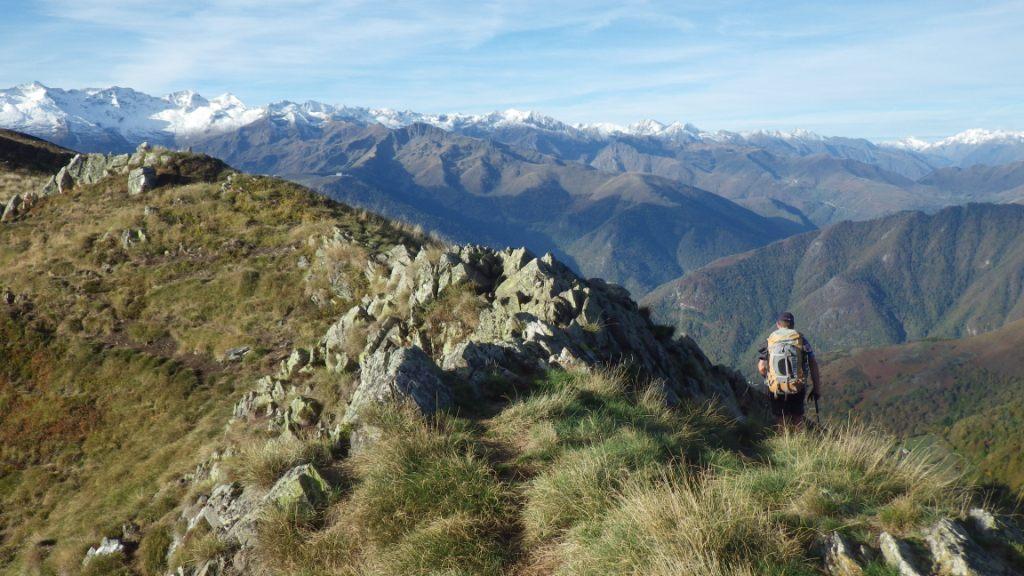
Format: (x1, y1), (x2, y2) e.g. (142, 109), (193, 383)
(285, 396), (322, 430)
(57, 166), (74, 192)
(816, 531), (863, 576)
(0, 194), (22, 222)
(879, 532), (927, 576)
(224, 346), (251, 362)
(322, 306), (370, 372)
(342, 344), (450, 424)
(264, 464), (330, 514)
(128, 166), (157, 195)
(278, 348), (311, 379)
(120, 228), (147, 249)
(83, 537), (125, 564)
(349, 423), (384, 455)
(926, 518), (1012, 576)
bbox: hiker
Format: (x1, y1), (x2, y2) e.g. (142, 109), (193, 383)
(757, 312), (821, 427)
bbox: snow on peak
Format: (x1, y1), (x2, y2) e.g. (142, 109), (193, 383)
(884, 129), (1024, 151)
(0, 83), (262, 145)
(935, 128), (1024, 147)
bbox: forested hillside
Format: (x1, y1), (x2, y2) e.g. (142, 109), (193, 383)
(822, 318), (1024, 492)
(643, 203), (1024, 373)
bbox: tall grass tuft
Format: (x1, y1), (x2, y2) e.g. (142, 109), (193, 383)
(227, 435), (333, 490)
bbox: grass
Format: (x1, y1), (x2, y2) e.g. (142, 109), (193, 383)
(247, 368), (974, 576)
(0, 158), (428, 575)
(0, 152), (988, 575)
(226, 435), (333, 490)
(135, 524), (173, 576)
(167, 523), (229, 572)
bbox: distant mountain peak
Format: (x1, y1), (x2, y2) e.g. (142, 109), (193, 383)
(1, 83), (1022, 168)
(886, 129), (1024, 151)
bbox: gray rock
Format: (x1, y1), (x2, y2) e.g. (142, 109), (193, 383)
(349, 423), (384, 455)
(279, 348), (311, 379)
(83, 537), (125, 564)
(968, 508), (1000, 534)
(322, 305), (370, 372)
(879, 532), (927, 576)
(816, 531), (863, 576)
(343, 344), (450, 425)
(224, 346), (251, 362)
(926, 518), (1013, 576)
(1, 194), (22, 222)
(264, 464), (330, 514)
(285, 396), (321, 430)
(128, 166), (157, 195)
(56, 166), (74, 193)
(120, 228), (147, 249)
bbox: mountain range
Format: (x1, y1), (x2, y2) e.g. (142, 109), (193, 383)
(642, 203), (1024, 373)
(195, 117), (811, 294)
(5, 82), (1022, 169)
(8, 83), (1024, 296)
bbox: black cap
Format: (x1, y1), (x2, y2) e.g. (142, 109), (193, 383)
(778, 311), (795, 325)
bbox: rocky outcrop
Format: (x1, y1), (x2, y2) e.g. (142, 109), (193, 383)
(342, 344), (450, 425)
(817, 531), (864, 576)
(325, 242), (742, 414)
(3, 143), (178, 227)
(0, 193), (33, 221)
(879, 532), (928, 576)
(83, 537), (126, 564)
(926, 518), (1017, 576)
(128, 166), (156, 194)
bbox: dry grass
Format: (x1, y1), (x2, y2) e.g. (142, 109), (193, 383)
(0, 162), (426, 575)
(226, 435), (333, 490)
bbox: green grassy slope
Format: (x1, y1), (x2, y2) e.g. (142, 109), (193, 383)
(643, 203), (1024, 374)
(0, 149), (425, 573)
(245, 369), (972, 576)
(821, 318), (1024, 492)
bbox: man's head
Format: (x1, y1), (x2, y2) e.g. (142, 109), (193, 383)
(776, 311), (795, 329)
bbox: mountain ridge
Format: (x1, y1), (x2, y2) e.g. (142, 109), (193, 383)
(4, 82), (1020, 168)
(642, 203), (1024, 373)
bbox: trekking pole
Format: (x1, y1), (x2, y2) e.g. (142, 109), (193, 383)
(814, 395), (821, 428)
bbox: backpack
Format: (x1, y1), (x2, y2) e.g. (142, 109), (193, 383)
(765, 328), (805, 395)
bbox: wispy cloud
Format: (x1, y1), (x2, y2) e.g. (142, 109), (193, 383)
(1, 0), (1022, 138)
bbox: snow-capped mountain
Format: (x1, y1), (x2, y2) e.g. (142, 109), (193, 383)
(1, 83), (1021, 170)
(0, 82), (263, 152)
(0, 82), (863, 151)
(884, 129), (1024, 167)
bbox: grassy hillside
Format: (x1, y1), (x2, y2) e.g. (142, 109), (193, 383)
(822, 318), (1024, 492)
(0, 139), (1017, 576)
(643, 203), (1024, 374)
(188, 369), (975, 576)
(0, 149), (426, 573)
(0, 129), (76, 203)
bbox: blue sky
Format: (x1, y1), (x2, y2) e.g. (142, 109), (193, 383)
(1, 0), (1022, 139)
